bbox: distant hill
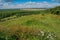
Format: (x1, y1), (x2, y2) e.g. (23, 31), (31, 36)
(49, 6), (60, 15)
(21, 8), (46, 11)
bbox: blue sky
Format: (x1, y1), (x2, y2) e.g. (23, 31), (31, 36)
(0, 0), (60, 9)
(12, 0), (55, 4)
(13, 0), (54, 3)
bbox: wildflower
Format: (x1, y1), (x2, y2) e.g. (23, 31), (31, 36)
(49, 33), (52, 37)
(55, 36), (57, 37)
(50, 36), (54, 40)
(40, 31), (44, 36)
(47, 36), (49, 38)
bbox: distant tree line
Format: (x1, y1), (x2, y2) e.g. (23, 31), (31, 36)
(0, 9), (41, 20)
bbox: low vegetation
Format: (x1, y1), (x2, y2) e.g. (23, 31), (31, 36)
(0, 6), (60, 40)
(48, 6), (60, 15)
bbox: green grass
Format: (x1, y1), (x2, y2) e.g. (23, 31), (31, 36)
(0, 14), (60, 40)
(0, 6), (60, 40)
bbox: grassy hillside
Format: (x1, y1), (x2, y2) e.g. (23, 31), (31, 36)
(0, 6), (60, 40)
(0, 14), (60, 40)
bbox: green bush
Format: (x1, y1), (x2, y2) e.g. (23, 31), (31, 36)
(49, 6), (60, 15)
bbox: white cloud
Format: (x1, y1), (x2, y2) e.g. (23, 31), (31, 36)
(0, 0), (2, 2)
(0, 1), (60, 9)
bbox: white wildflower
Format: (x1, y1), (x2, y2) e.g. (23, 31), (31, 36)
(47, 36), (49, 38)
(50, 36), (54, 40)
(49, 33), (52, 37)
(55, 36), (57, 37)
(40, 31), (44, 36)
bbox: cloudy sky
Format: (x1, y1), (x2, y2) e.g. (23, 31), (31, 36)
(0, 0), (60, 9)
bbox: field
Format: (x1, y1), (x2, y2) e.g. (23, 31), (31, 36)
(0, 7), (60, 40)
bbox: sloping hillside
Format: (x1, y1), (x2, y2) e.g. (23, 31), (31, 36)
(0, 6), (60, 40)
(0, 14), (60, 40)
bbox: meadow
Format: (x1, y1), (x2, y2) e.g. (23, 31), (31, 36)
(0, 6), (60, 40)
